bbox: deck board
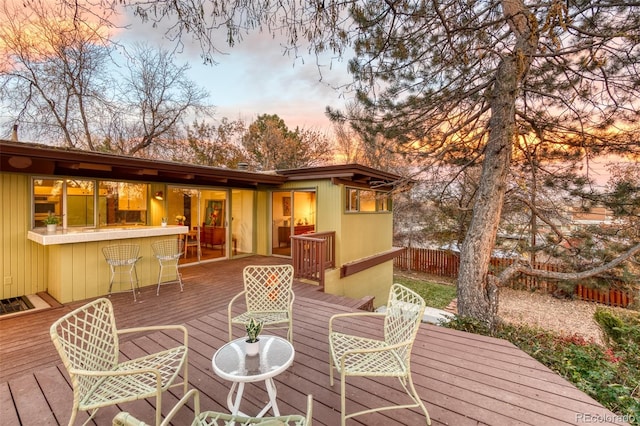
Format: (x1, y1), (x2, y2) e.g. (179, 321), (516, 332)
(0, 256), (629, 425)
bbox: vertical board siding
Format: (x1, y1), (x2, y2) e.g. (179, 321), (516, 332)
(395, 247), (636, 308)
(0, 173), (48, 300)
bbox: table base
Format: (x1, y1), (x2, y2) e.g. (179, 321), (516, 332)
(227, 377), (281, 417)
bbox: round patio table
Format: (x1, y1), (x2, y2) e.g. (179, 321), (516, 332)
(212, 335), (295, 417)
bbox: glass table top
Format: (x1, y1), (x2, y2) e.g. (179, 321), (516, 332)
(212, 335), (295, 382)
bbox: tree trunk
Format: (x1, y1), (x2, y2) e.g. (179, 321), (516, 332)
(456, 58), (515, 328)
(457, 0), (539, 329)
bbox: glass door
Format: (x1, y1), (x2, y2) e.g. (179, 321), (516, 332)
(198, 189), (228, 261)
(272, 190), (316, 256)
(167, 187), (202, 261)
(230, 189), (256, 258)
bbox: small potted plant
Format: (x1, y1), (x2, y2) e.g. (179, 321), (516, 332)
(161, 217), (168, 227)
(245, 317), (263, 356)
(43, 212), (60, 232)
(176, 215), (186, 225)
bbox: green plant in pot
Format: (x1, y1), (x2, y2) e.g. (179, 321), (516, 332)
(43, 211), (60, 225)
(43, 212), (60, 231)
(245, 317), (263, 356)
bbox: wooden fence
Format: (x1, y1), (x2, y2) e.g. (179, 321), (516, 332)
(394, 247), (636, 308)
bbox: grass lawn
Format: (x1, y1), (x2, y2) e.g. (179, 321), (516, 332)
(393, 274), (456, 310)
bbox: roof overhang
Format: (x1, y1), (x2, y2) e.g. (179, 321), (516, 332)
(0, 140), (286, 188)
(276, 164), (412, 190)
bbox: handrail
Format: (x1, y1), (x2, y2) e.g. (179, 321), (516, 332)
(291, 231), (335, 291)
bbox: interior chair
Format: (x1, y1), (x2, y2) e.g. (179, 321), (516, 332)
(183, 231), (199, 259)
(50, 298), (189, 426)
(102, 244), (142, 302)
(113, 389), (313, 426)
(228, 264), (295, 342)
(328, 283), (430, 426)
(152, 239), (185, 295)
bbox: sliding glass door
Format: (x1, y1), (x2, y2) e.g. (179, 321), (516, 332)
(271, 190), (316, 256)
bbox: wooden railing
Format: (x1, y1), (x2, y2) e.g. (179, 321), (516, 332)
(291, 231), (335, 291)
(394, 247), (636, 308)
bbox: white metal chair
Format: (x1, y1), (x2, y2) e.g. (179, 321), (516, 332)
(328, 283), (430, 426)
(228, 264), (295, 342)
(152, 239), (184, 295)
(50, 297), (189, 426)
(102, 244), (142, 302)
(113, 389), (312, 426)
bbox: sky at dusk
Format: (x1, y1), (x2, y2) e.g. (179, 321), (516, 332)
(119, 12), (354, 132)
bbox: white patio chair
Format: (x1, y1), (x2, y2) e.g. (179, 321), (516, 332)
(50, 298), (189, 426)
(113, 389), (313, 426)
(228, 264), (295, 342)
(102, 244), (142, 302)
(328, 283), (430, 426)
(152, 239), (184, 295)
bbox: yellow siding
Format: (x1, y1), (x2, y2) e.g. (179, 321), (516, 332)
(280, 179), (394, 305)
(0, 173), (48, 299)
(47, 236), (175, 303)
(255, 190), (269, 255)
(324, 262), (393, 308)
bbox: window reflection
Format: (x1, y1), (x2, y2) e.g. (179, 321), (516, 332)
(345, 187), (392, 213)
(32, 178), (150, 228)
(33, 178), (63, 228)
(99, 182), (148, 226)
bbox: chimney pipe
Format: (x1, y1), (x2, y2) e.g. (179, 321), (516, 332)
(11, 124), (18, 141)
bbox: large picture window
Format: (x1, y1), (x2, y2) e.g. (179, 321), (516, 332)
(345, 187), (392, 213)
(32, 178), (149, 228)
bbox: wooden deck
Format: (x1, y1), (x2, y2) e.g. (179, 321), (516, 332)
(0, 256), (628, 425)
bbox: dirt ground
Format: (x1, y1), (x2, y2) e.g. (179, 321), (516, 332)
(498, 287), (625, 346)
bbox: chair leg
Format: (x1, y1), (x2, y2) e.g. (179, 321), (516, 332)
(133, 265), (141, 293)
(155, 391), (162, 426)
(157, 261), (184, 295)
(340, 372), (347, 426)
(128, 264), (138, 302)
(67, 406), (78, 426)
(176, 263), (184, 292)
(156, 263), (164, 296)
(329, 351), (335, 386)
(108, 265), (116, 296)
(405, 374), (431, 425)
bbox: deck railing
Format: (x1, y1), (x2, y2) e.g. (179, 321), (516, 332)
(291, 231), (335, 291)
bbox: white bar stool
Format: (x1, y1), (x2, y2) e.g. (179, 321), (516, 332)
(102, 244), (142, 301)
(152, 239), (185, 295)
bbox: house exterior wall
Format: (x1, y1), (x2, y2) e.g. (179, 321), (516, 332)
(279, 179), (395, 307)
(2, 169), (396, 306)
(0, 173), (48, 300)
(255, 189), (270, 256)
(1, 173), (181, 303)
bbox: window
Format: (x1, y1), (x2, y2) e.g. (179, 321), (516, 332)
(100, 181), (148, 226)
(345, 187), (392, 213)
(32, 178), (149, 228)
(33, 179), (63, 228)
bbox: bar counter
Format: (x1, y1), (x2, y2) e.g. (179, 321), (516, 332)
(27, 225), (189, 303)
(28, 225), (188, 245)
